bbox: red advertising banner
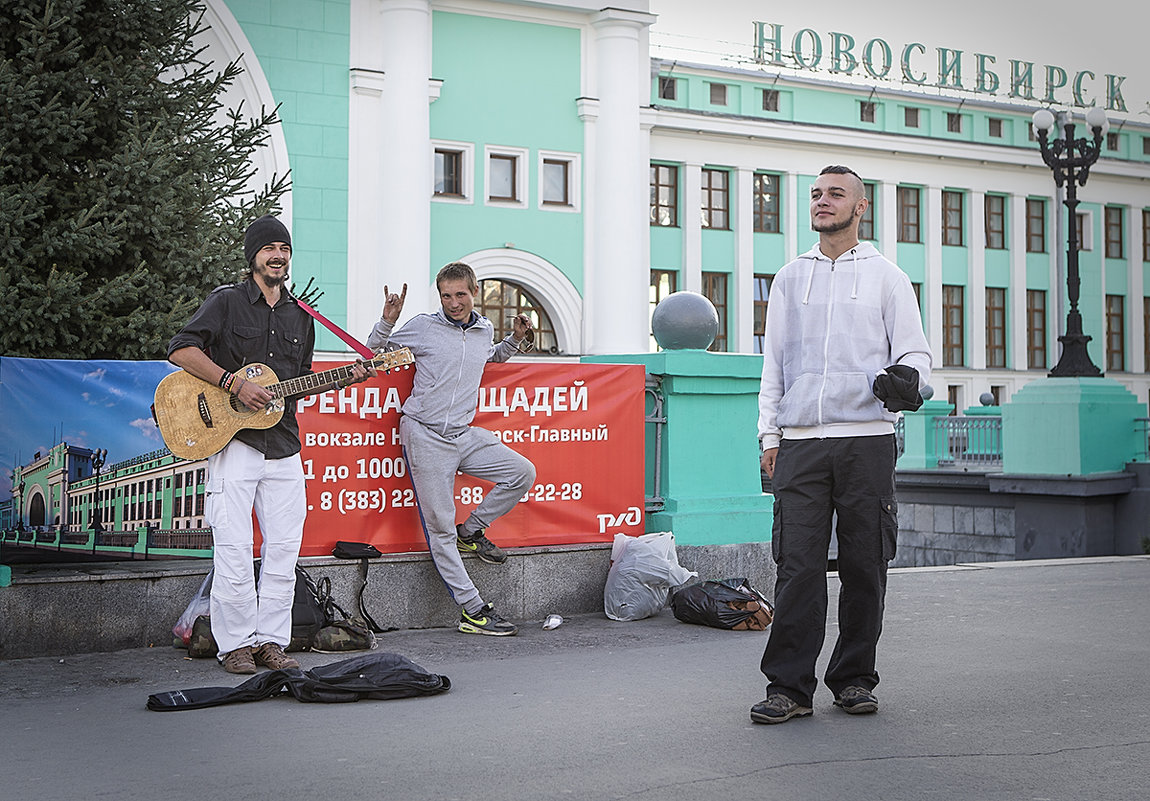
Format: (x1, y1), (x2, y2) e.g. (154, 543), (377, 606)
(293, 361), (646, 556)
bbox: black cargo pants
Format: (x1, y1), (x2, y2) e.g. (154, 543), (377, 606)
(760, 434), (898, 707)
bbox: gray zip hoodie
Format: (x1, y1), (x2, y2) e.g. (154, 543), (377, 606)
(367, 310), (520, 438)
(757, 241), (933, 450)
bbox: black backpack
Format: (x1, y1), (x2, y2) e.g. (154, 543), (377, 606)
(288, 565), (327, 651)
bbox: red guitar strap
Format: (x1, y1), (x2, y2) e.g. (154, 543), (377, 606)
(295, 297), (374, 359)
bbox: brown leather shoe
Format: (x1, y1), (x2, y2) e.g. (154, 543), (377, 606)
(220, 646), (257, 674)
(253, 641), (300, 670)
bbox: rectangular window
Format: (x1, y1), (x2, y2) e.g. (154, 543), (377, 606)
(988, 118), (1003, 138)
(1027, 289), (1047, 369)
(489, 154), (517, 201)
(650, 163), (678, 227)
(986, 287), (1006, 368)
(709, 83), (727, 106)
(195, 493), (204, 517)
(649, 269), (677, 350)
(658, 75), (677, 101)
(904, 107), (920, 128)
(947, 112), (962, 133)
(858, 182), (876, 241)
(985, 194), (1006, 249)
(1144, 210), (1150, 262)
(1144, 136), (1150, 156)
(762, 89), (779, 111)
(898, 186), (921, 243)
(434, 149), (463, 196)
(942, 284), (965, 367)
(1075, 212), (1088, 251)
(1107, 132), (1120, 151)
(752, 172), (780, 233)
(942, 190), (964, 246)
(860, 101), (876, 123)
(1105, 206), (1124, 259)
(1026, 198), (1046, 253)
(702, 272), (728, 352)
(701, 168), (729, 230)
(1106, 294), (1125, 371)
(542, 159), (569, 206)
(753, 274), (773, 354)
(173, 472), (182, 490)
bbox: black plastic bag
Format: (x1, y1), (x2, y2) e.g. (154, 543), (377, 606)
(671, 578), (774, 631)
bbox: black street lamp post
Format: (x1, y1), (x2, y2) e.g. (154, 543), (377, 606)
(1031, 106), (1108, 378)
(90, 448), (108, 554)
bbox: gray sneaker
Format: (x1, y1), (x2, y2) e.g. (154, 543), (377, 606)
(833, 686), (879, 714)
(750, 693), (813, 724)
(456, 525), (507, 565)
(459, 603), (518, 636)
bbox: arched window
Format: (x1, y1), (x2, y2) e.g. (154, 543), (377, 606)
(477, 279), (559, 355)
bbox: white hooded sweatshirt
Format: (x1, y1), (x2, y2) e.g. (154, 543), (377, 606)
(757, 241), (933, 450)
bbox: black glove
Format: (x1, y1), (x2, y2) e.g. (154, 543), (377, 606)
(872, 364), (923, 413)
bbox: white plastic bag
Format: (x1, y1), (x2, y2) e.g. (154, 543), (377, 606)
(172, 570), (213, 646)
(603, 532), (697, 621)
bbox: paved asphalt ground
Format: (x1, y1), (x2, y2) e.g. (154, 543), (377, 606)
(2, 556), (1147, 801)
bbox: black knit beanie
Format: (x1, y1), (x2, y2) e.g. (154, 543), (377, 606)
(244, 215), (291, 264)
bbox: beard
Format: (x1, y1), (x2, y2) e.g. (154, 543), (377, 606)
(258, 261), (289, 286)
(812, 213), (856, 234)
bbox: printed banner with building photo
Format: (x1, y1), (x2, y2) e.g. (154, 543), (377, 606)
(1, 355), (646, 556)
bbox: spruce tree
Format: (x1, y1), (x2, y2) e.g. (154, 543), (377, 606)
(0, 0), (289, 359)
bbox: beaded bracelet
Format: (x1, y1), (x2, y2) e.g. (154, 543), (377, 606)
(218, 371), (233, 389)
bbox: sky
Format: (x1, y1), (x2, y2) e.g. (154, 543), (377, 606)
(649, 0), (1147, 121)
(0, 358), (178, 498)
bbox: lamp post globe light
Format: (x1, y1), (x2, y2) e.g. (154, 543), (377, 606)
(1030, 105), (1109, 377)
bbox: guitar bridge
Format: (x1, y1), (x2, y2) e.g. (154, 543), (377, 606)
(197, 392), (214, 428)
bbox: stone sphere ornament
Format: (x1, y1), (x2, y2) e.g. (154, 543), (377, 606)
(979, 392), (996, 406)
(651, 291), (719, 350)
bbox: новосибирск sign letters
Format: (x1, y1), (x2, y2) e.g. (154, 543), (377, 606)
(752, 22), (1127, 111)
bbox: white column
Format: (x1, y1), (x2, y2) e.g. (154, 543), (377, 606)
(969, 190), (987, 370)
(583, 8), (656, 355)
(683, 162), (702, 293)
(925, 186), (944, 366)
(784, 170), (800, 262)
(1126, 205), (1144, 373)
(734, 166), (755, 353)
(348, 0), (432, 340)
(879, 180), (897, 262)
(1009, 193), (1031, 370)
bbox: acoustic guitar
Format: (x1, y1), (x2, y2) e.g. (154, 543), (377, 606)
(153, 348), (414, 460)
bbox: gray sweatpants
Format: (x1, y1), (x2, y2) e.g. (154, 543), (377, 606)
(400, 415), (536, 612)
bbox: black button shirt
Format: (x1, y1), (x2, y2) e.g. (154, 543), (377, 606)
(167, 277), (315, 459)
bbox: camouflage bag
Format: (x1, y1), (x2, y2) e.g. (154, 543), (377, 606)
(188, 615), (217, 658)
(311, 617), (375, 652)
(310, 575), (376, 652)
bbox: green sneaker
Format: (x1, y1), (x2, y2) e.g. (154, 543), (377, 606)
(456, 525), (507, 565)
(459, 603), (518, 636)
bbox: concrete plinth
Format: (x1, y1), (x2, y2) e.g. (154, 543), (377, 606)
(584, 350), (773, 546)
(896, 399), (954, 470)
(1002, 378), (1145, 475)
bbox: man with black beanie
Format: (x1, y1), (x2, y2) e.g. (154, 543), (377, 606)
(168, 214), (372, 674)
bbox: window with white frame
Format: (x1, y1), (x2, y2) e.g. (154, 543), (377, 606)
(431, 140), (474, 203)
(538, 151), (580, 211)
(485, 145), (529, 207)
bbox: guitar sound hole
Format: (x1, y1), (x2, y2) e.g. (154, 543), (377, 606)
(229, 395), (256, 416)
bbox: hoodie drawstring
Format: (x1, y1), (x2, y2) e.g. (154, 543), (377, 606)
(850, 247), (859, 299)
(802, 257), (816, 305)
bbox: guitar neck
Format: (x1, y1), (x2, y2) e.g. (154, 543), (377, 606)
(271, 351), (408, 400)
